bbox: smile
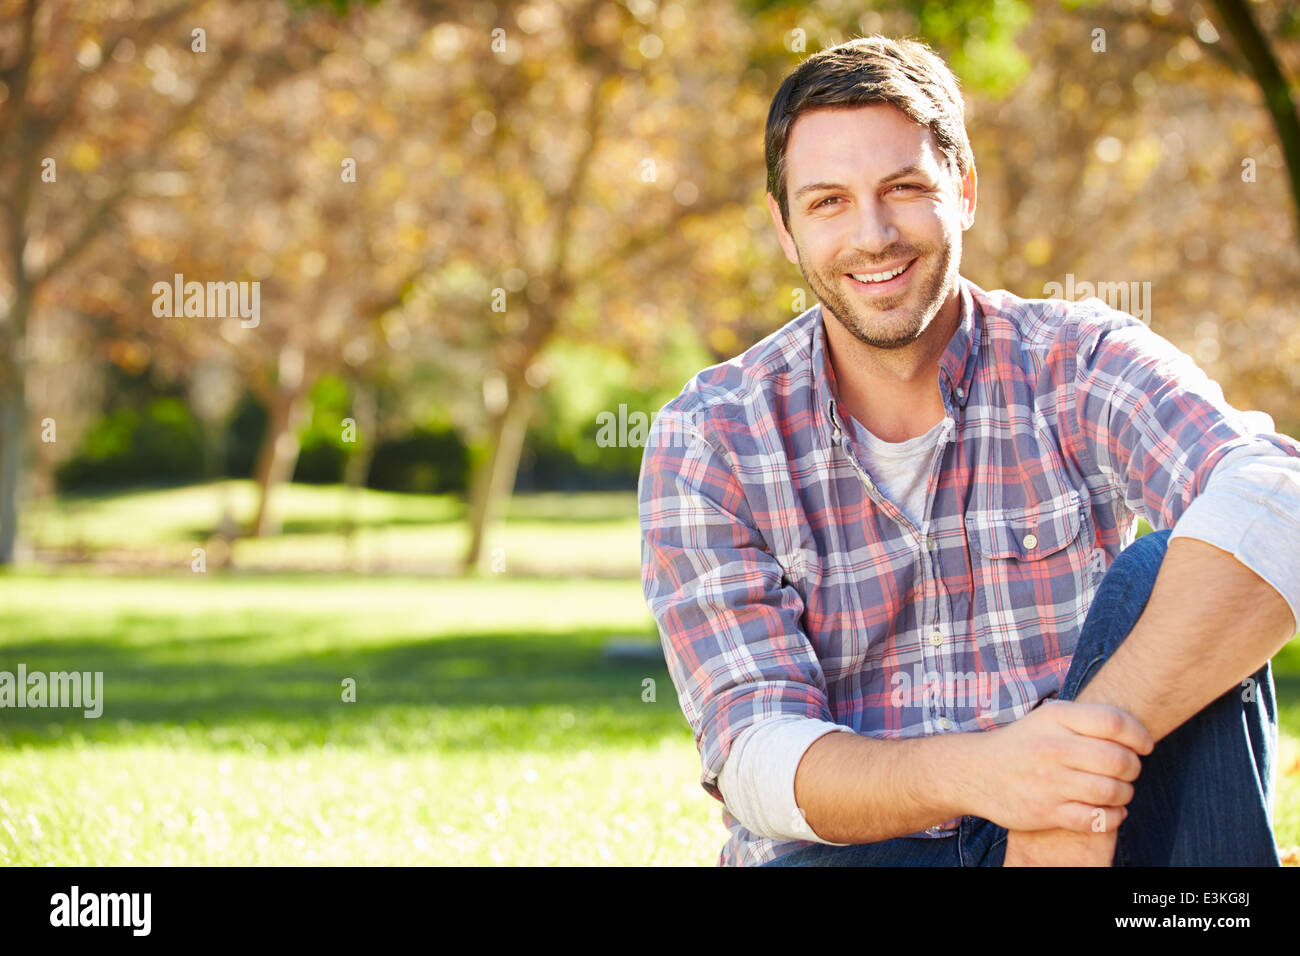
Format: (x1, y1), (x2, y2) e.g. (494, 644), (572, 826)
(845, 258), (916, 293)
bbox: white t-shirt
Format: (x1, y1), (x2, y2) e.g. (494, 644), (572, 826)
(845, 411), (949, 531)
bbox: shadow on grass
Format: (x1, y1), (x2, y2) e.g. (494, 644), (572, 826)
(0, 624), (680, 755)
(173, 513), (463, 538)
(7, 599), (1294, 759)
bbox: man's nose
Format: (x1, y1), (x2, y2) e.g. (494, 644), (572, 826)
(851, 196), (900, 254)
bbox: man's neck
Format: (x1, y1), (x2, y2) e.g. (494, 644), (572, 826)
(823, 286), (962, 443)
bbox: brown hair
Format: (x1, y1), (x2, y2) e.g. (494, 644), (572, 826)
(765, 35), (974, 230)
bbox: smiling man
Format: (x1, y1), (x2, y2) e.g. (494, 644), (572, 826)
(779, 103), (962, 444)
(637, 35), (1300, 867)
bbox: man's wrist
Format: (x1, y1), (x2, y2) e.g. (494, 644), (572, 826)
(893, 728), (991, 832)
(929, 728), (991, 824)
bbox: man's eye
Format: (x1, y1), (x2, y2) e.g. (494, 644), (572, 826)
(814, 196), (841, 208)
(891, 183), (923, 192)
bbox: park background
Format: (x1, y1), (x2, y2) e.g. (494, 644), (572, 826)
(2, 0), (1299, 864)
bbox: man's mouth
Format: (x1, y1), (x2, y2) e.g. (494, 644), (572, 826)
(845, 257), (916, 293)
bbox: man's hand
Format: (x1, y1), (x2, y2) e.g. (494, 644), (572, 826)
(1003, 826), (1118, 866)
(969, 699), (1154, 834)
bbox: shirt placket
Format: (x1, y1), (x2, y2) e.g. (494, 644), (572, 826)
(828, 397), (959, 720)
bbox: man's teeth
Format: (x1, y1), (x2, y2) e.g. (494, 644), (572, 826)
(851, 262), (910, 283)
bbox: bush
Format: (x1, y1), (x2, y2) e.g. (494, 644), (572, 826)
(367, 428), (469, 494)
(57, 398), (205, 489)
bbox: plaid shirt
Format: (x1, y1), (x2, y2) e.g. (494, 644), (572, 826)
(638, 276), (1300, 866)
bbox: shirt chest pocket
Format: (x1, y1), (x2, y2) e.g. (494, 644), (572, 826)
(964, 489), (1089, 668)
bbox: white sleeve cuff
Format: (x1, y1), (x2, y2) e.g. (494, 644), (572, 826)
(1168, 442), (1300, 635)
(717, 715), (857, 844)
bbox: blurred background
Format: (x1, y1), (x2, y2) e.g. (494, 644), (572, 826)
(1, 0), (1298, 865)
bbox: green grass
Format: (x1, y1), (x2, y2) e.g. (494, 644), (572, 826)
(23, 481), (644, 576)
(0, 571), (722, 865)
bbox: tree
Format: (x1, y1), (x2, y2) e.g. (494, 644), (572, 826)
(1207, 0), (1300, 238)
(0, 0), (289, 562)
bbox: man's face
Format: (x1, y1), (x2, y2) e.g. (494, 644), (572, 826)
(768, 104), (975, 351)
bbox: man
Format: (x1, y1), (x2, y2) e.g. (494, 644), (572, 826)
(637, 35), (1300, 867)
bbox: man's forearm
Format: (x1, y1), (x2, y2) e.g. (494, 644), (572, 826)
(793, 726), (983, 844)
(1072, 536), (1297, 743)
(798, 538), (1297, 850)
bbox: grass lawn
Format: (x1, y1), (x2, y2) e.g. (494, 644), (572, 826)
(2, 484), (1298, 864)
(23, 481), (644, 577)
(0, 572), (722, 865)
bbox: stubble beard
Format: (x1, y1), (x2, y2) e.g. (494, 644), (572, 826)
(800, 235), (955, 351)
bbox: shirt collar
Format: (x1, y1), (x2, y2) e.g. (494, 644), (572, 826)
(812, 275), (982, 444)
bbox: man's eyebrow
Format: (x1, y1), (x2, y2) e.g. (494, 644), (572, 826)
(793, 165), (929, 201)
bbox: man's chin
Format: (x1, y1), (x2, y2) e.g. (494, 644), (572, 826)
(832, 315), (924, 350)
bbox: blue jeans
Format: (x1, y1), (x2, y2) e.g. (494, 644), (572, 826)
(764, 529), (1281, 866)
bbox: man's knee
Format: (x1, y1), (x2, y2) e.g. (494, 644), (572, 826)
(1089, 528), (1171, 626)
(1112, 527), (1171, 578)
(1061, 529), (1173, 700)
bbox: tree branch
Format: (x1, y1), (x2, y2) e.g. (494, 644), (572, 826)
(30, 41), (248, 286)
(1207, 0), (1300, 239)
(27, 2), (196, 154)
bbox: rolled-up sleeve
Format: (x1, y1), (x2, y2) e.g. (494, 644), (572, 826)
(718, 715), (855, 842)
(1067, 302), (1300, 632)
(637, 409), (839, 803)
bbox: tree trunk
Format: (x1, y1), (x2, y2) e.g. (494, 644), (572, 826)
(1210, 0), (1300, 241)
(0, 372), (27, 566)
(0, 288), (34, 566)
(342, 380), (377, 491)
(341, 380), (377, 568)
(200, 419), (225, 482)
(460, 374), (537, 576)
(251, 389), (310, 538)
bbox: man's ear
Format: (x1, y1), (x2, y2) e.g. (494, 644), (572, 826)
(957, 162), (977, 231)
(767, 193), (800, 265)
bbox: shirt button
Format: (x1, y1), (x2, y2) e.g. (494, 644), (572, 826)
(955, 386), (965, 399)
(1023, 533), (1038, 550)
(929, 629), (943, 646)
(926, 538), (936, 551)
(937, 717), (953, 730)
